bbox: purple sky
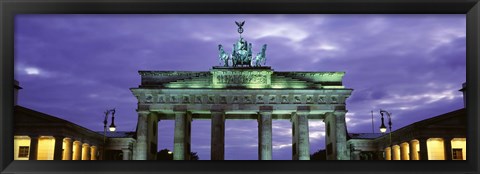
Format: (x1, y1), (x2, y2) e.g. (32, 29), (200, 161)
(14, 14), (466, 160)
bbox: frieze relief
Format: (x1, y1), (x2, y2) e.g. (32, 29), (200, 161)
(212, 70), (272, 87)
(243, 95), (252, 104)
(220, 96), (227, 104)
(293, 95), (302, 104)
(182, 95), (190, 103)
(195, 95), (203, 103)
(306, 95), (314, 104)
(281, 95), (290, 104)
(140, 93), (346, 105)
(158, 95), (165, 103)
(215, 74), (267, 85)
(145, 94), (153, 103)
(140, 71), (206, 77)
(256, 95), (264, 104)
(207, 95), (215, 104)
(269, 95), (277, 104)
(318, 95), (327, 104)
(170, 95), (178, 103)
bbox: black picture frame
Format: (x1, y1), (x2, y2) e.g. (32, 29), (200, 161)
(1, 0), (478, 174)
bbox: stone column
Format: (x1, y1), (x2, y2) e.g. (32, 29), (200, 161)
(73, 141), (82, 160)
(211, 110), (225, 160)
(292, 108), (310, 160)
(324, 112), (335, 160)
(174, 111), (186, 160)
(53, 136), (64, 160)
(402, 143), (410, 160)
(63, 138), (72, 160)
(418, 138), (428, 160)
(82, 143), (90, 160)
(185, 112), (192, 160)
(352, 150), (361, 160)
(385, 147), (391, 160)
(90, 146), (97, 160)
(444, 137), (453, 160)
(135, 111), (150, 160)
(409, 140), (418, 160)
(122, 148), (132, 160)
(292, 113), (299, 160)
(28, 135), (39, 160)
(335, 111), (348, 160)
(392, 145), (400, 160)
(258, 106), (273, 160)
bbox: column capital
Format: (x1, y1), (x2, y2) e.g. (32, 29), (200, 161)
(259, 106), (273, 113)
(333, 110), (347, 115)
(138, 110), (150, 115)
(210, 105), (225, 113)
(173, 105), (187, 112)
(296, 106), (310, 114)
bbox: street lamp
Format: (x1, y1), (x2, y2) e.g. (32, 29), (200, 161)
(108, 110), (116, 132)
(379, 109), (392, 160)
(103, 108), (117, 160)
(379, 109), (392, 134)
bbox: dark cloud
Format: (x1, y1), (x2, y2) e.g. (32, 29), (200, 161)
(15, 14), (465, 160)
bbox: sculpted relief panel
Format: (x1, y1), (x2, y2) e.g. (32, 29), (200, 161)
(212, 69), (273, 87)
(140, 93), (348, 105)
(216, 74), (267, 84)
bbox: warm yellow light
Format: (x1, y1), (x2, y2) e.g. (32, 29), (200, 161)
(109, 126), (116, 132)
(168, 151), (173, 154)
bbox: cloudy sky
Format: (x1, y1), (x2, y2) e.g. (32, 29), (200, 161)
(15, 14), (466, 160)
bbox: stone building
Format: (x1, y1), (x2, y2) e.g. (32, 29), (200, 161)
(347, 83), (467, 160)
(131, 66), (353, 160)
(13, 80), (135, 160)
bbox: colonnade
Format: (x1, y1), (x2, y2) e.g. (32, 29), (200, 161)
(134, 107), (348, 160)
(381, 137), (466, 160)
(14, 135), (100, 160)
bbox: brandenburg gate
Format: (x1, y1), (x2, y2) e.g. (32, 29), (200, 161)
(130, 21), (353, 160)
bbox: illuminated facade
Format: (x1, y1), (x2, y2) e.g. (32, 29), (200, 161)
(347, 83), (467, 160)
(131, 66), (353, 160)
(13, 81), (135, 160)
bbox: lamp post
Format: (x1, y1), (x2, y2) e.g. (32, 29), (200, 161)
(379, 109), (392, 160)
(102, 108), (117, 160)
